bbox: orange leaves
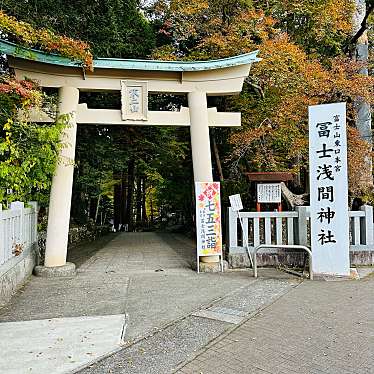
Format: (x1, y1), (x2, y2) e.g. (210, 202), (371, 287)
(271, 0), (354, 42)
(194, 9), (277, 59)
(317, 0), (354, 36)
(229, 31), (373, 178)
(347, 126), (373, 195)
(0, 11), (93, 71)
(0, 77), (41, 106)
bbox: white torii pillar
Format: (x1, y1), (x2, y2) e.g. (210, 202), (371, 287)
(35, 86), (79, 276)
(188, 91), (219, 265)
(188, 91), (213, 182)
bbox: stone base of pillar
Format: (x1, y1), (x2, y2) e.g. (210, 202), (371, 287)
(200, 255), (220, 263)
(34, 262), (76, 278)
(312, 268), (358, 281)
(192, 260), (228, 273)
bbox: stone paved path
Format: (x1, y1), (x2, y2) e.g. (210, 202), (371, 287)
(4, 232), (369, 374)
(79, 277), (297, 374)
(0, 232), (300, 374)
(176, 277), (374, 374)
(2, 232), (269, 342)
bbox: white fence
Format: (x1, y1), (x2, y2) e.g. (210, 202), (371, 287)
(227, 205), (374, 252)
(0, 202), (38, 266)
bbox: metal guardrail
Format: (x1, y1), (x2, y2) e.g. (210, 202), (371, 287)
(253, 244), (313, 280)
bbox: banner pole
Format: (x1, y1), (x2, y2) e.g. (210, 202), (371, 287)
(237, 211), (253, 268)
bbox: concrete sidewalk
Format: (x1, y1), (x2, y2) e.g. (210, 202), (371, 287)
(177, 276), (374, 374)
(2, 232), (372, 374)
(0, 232), (300, 374)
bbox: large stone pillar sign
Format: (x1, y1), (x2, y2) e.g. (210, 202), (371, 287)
(36, 86), (79, 277)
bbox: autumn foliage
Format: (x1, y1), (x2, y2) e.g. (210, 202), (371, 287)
(150, 0), (373, 196)
(0, 11), (93, 70)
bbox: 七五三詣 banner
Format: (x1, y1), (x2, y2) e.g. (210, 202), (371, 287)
(195, 182), (222, 257)
(309, 102), (350, 276)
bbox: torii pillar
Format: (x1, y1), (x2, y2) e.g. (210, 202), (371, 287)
(188, 91), (213, 182)
(42, 87), (79, 274)
(188, 91), (220, 264)
(2, 39), (260, 275)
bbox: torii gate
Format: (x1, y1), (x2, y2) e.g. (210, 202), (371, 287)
(1, 40), (259, 275)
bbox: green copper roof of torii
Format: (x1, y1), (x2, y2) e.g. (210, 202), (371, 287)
(0, 39), (260, 72)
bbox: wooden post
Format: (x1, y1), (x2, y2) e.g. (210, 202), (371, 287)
(361, 205), (374, 246)
(227, 207), (238, 250)
(0, 204), (3, 265)
(295, 206), (308, 246)
(28, 201), (38, 245)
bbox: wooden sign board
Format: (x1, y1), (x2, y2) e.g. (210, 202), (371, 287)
(257, 183), (281, 203)
(229, 194), (243, 212)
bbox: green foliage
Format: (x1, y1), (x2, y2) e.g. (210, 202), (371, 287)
(0, 78), (66, 206)
(1, 0), (155, 58)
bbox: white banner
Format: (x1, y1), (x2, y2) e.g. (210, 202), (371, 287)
(195, 182), (222, 257)
(309, 102), (350, 276)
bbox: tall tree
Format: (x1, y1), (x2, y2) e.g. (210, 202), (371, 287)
(149, 0), (374, 201)
(1, 0), (155, 58)
(349, 0), (373, 189)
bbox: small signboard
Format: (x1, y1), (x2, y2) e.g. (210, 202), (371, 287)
(121, 80), (148, 121)
(195, 182), (223, 267)
(257, 183), (281, 203)
(229, 194), (243, 212)
(309, 102), (350, 276)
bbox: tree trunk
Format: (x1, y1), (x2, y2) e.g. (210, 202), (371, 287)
(113, 174), (122, 231)
(352, 0), (373, 189)
(120, 171), (127, 228)
(136, 175), (142, 228)
(142, 178), (147, 225)
(89, 197), (98, 220)
(280, 182), (308, 209)
(94, 194), (102, 224)
(150, 193), (154, 227)
(124, 159), (135, 231)
(212, 132), (224, 182)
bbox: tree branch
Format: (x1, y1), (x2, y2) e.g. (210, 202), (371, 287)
(345, 4), (374, 53)
(245, 77), (265, 99)
(280, 182), (308, 209)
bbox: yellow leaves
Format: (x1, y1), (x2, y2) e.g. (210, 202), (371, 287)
(3, 118), (13, 131)
(151, 45), (179, 60)
(319, 0), (354, 35)
(170, 0), (209, 15)
(272, 0), (354, 38)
